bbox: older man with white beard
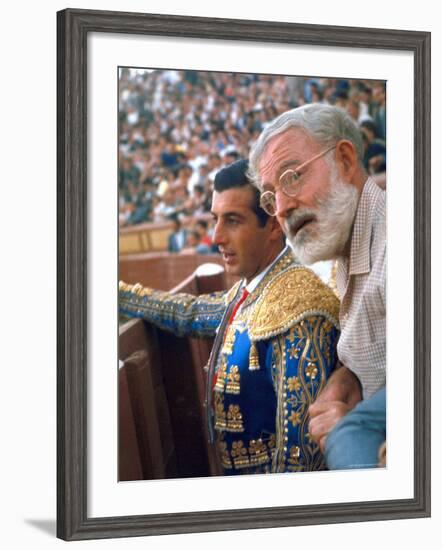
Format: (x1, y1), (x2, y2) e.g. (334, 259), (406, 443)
(249, 103), (386, 466)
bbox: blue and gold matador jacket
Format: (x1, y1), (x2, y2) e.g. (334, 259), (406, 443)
(119, 248), (340, 475)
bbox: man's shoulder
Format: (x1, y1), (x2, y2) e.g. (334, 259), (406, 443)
(248, 266), (340, 341)
(366, 178), (386, 254)
(364, 177), (386, 218)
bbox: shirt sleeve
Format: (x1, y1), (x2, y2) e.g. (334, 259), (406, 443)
(325, 386), (386, 470)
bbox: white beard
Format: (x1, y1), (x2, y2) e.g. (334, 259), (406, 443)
(284, 168), (360, 265)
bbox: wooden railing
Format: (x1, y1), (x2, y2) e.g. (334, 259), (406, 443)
(119, 251), (228, 291)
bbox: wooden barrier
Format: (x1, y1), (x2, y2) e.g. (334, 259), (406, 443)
(118, 265), (228, 481)
(119, 251), (227, 291)
(119, 220), (172, 255)
(119, 320), (177, 481)
(119, 215), (214, 255)
(120, 251), (239, 291)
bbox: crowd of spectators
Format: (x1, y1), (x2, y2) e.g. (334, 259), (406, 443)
(119, 68), (386, 252)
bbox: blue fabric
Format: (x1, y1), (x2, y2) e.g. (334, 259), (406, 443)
(215, 316), (339, 475)
(325, 387), (386, 470)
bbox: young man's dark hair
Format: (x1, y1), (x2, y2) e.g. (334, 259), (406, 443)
(213, 158), (269, 227)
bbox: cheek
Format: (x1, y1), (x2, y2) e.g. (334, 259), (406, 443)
(248, 229), (268, 254)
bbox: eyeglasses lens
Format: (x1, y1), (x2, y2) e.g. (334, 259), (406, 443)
(260, 192), (277, 216)
(281, 170), (300, 196)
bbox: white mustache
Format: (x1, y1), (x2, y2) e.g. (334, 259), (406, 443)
(284, 210), (317, 236)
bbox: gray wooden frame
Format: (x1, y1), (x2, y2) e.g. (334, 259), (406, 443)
(57, 8), (431, 541)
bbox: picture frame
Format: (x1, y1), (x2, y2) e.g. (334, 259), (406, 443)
(57, 7), (431, 541)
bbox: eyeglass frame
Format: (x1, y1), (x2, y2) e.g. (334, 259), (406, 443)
(259, 144), (336, 216)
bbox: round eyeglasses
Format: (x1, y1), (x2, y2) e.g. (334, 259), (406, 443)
(259, 145), (336, 216)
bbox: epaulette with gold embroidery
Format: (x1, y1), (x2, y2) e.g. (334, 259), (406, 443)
(248, 267), (340, 341)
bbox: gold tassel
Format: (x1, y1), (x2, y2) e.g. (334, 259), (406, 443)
(222, 325), (236, 355)
(226, 365), (241, 395)
(249, 341), (260, 370)
(214, 362), (227, 392)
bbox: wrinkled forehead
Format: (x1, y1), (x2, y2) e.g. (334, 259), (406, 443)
(258, 128), (319, 188)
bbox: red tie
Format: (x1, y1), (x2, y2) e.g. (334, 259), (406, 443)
(227, 287), (249, 325)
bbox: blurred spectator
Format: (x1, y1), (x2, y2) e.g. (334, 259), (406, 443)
(179, 230), (201, 255)
(360, 120), (386, 174)
(333, 90), (349, 110)
(154, 189), (177, 220)
(187, 184), (207, 216)
(372, 84), (386, 140)
(194, 219), (213, 253)
(207, 152), (222, 182)
(168, 217), (188, 253)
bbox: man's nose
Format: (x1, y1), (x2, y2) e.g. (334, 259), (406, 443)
(212, 222), (225, 245)
(274, 189), (299, 218)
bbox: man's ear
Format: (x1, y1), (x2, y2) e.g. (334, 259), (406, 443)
(267, 215), (284, 241)
(335, 139), (358, 181)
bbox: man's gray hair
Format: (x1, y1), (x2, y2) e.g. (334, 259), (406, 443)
(248, 103), (364, 188)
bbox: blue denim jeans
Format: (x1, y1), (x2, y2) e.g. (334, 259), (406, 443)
(325, 387), (386, 470)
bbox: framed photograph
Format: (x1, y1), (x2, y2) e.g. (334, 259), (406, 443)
(57, 8), (431, 541)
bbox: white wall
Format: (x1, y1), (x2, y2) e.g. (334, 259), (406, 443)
(1, 0), (439, 548)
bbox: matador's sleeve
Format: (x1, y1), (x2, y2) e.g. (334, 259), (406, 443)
(119, 281), (228, 338)
(248, 267), (340, 473)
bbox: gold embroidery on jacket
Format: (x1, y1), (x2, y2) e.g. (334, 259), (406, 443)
(217, 440), (232, 469)
(222, 324), (236, 356)
(287, 376), (301, 392)
(249, 341), (260, 370)
(226, 404), (244, 432)
(214, 392), (227, 431)
(226, 365), (241, 395)
(214, 360), (227, 393)
(249, 439), (270, 467)
(231, 440), (250, 469)
(306, 362), (318, 380)
(248, 267), (340, 341)
(287, 445), (302, 471)
(271, 316), (334, 472)
(288, 410), (302, 427)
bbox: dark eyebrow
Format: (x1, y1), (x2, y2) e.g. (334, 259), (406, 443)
(223, 212), (246, 221)
(211, 210), (246, 221)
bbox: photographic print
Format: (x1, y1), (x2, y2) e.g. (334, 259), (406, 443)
(117, 67), (387, 482)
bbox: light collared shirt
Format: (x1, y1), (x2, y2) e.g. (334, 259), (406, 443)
(336, 177), (386, 398)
